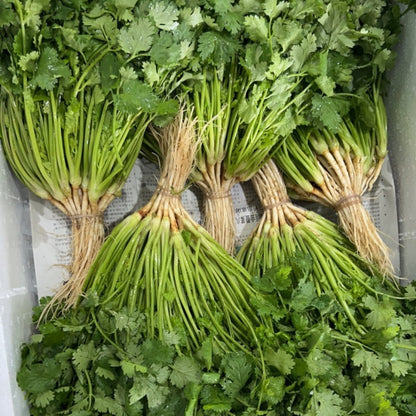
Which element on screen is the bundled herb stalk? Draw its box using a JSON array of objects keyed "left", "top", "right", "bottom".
[
  {"left": 183, "top": 2, "right": 314, "bottom": 253},
  {"left": 190, "top": 67, "right": 237, "bottom": 254},
  {"left": 0, "top": 0, "right": 186, "bottom": 312},
  {"left": 237, "top": 158, "right": 398, "bottom": 334},
  {"left": 82, "top": 110, "right": 265, "bottom": 355},
  {"left": 275, "top": 89, "right": 394, "bottom": 275},
  {"left": 271, "top": 0, "right": 406, "bottom": 276}
]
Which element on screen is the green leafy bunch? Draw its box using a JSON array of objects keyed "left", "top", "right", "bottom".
[
  {"left": 248, "top": 256, "right": 416, "bottom": 415},
  {"left": 268, "top": 0, "right": 406, "bottom": 275},
  {"left": 18, "top": 259, "right": 416, "bottom": 415},
  {"left": 185, "top": 0, "right": 320, "bottom": 182},
  {"left": 17, "top": 294, "right": 270, "bottom": 415},
  {"left": 166, "top": 0, "right": 327, "bottom": 253},
  {"left": 0, "top": 0, "right": 203, "bottom": 311},
  {"left": 0, "top": 0, "right": 198, "bottom": 203},
  {"left": 274, "top": 84, "right": 387, "bottom": 201},
  {"left": 295, "top": 0, "right": 403, "bottom": 131}
]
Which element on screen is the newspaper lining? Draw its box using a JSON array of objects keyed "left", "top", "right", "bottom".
[{"left": 29, "top": 157, "right": 400, "bottom": 299}]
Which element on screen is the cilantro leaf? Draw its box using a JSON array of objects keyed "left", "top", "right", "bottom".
[
  {"left": 150, "top": 32, "right": 182, "bottom": 65},
  {"left": 96, "top": 366, "right": 116, "bottom": 380},
  {"left": 352, "top": 386, "right": 369, "bottom": 413},
  {"left": 290, "top": 278, "right": 317, "bottom": 311},
  {"left": 290, "top": 251, "right": 313, "bottom": 280},
  {"left": 390, "top": 360, "right": 412, "bottom": 377},
  {"left": 0, "top": 1, "right": 14, "bottom": 27},
  {"left": 213, "top": 0, "right": 232, "bottom": 14},
  {"left": 142, "top": 61, "right": 160, "bottom": 85},
  {"left": 317, "top": 4, "right": 356, "bottom": 55},
  {"left": 217, "top": 11, "right": 242, "bottom": 35},
  {"left": 94, "top": 394, "right": 124, "bottom": 415},
  {"left": 59, "top": 27, "right": 90, "bottom": 54},
  {"left": 241, "top": 44, "right": 268, "bottom": 82},
  {"left": 114, "top": 79, "right": 159, "bottom": 114},
  {"left": 114, "top": 0, "right": 137, "bottom": 22},
  {"left": 290, "top": 33, "right": 317, "bottom": 72},
  {"left": 221, "top": 352, "right": 253, "bottom": 397},
  {"left": 31, "top": 47, "right": 71, "bottom": 91},
  {"left": 264, "top": 0, "right": 288, "bottom": 19},
  {"left": 100, "top": 53, "right": 122, "bottom": 93},
  {"left": 244, "top": 15, "right": 268, "bottom": 43},
  {"left": 264, "top": 348, "right": 295, "bottom": 375},
  {"left": 197, "top": 336, "right": 213, "bottom": 369},
  {"left": 169, "top": 356, "right": 201, "bottom": 388},
  {"left": 310, "top": 94, "right": 350, "bottom": 131},
  {"left": 273, "top": 19, "right": 303, "bottom": 53},
  {"left": 181, "top": 7, "right": 204, "bottom": 27},
  {"left": 306, "top": 349, "right": 338, "bottom": 379},
  {"left": 149, "top": 0, "right": 179, "bottom": 31},
  {"left": 162, "top": 329, "right": 183, "bottom": 346},
  {"left": 266, "top": 53, "right": 293, "bottom": 79},
  {"left": 33, "top": 390, "right": 55, "bottom": 408},
  {"left": 120, "top": 359, "right": 147, "bottom": 377},
  {"left": 72, "top": 341, "right": 95, "bottom": 372},
  {"left": 18, "top": 51, "right": 40, "bottom": 73},
  {"left": 141, "top": 339, "right": 175, "bottom": 366},
  {"left": 152, "top": 364, "right": 170, "bottom": 384},
  {"left": 129, "top": 375, "right": 169, "bottom": 408},
  {"left": 351, "top": 349, "right": 383, "bottom": 379},
  {"left": 17, "top": 358, "right": 60, "bottom": 394},
  {"left": 22, "top": 0, "right": 50, "bottom": 30},
  {"left": 266, "top": 76, "right": 294, "bottom": 111},
  {"left": 250, "top": 295, "right": 285, "bottom": 321},
  {"left": 313, "top": 389, "right": 344, "bottom": 416},
  {"left": 363, "top": 295, "right": 396, "bottom": 330},
  {"left": 405, "top": 283, "right": 416, "bottom": 299},
  {"left": 118, "top": 18, "right": 155, "bottom": 55},
  {"left": 315, "top": 74, "right": 336, "bottom": 96},
  {"left": 82, "top": 12, "right": 117, "bottom": 42},
  {"left": 263, "top": 376, "right": 285, "bottom": 405},
  {"left": 197, "top": 31, "right": 240, "bottom": 64},
  {"left": 200, "top": 385, "right": 233, "bottom": 412}
]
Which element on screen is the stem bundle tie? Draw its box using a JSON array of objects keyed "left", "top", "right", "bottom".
[
  {"left": 334, "top": 194, "right": 362, "bottom": 211},
  {"left": 155, "top": 185, "right": 181, "bottom": 199},
  {"left": 206, "top": 191, "right": 232, "bottom": 200},
  {"left": 69, "top": 213, "right": 103, "bottom": 220},
  {"left": 262, "top": 200, "right": 290, "bottom": 211}
]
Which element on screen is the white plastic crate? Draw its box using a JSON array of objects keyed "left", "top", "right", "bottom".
[
  {"left": 0, "top": 150, "right": 36, "bottom": 415},
  {"left": 386, "top": 12, "right": 416, "bottom": 279}
]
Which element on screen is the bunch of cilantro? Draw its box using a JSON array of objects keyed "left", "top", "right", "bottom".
[
  {"left": 0, "top": 0, "right": 193, "bottom": 313},
  {"left": 168, "top": 0, "right": 318, "bottom": 253},
  {"left": 272, "top": 0, "right": 409, "bottom": 275},
  {"left": 249, "top": 255, "right": 416, "bottom": 415},
  {"left": 18, "top": 256, "right": 416, "bottom": 415}
]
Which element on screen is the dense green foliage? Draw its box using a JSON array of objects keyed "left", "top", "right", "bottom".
[{"left": 18, "top": 259, "right": 416, "bottom": 415}]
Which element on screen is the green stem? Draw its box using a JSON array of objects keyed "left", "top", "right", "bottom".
[
  {"left": 85, "top": 370, "right": 93, "bottom": 410},
  {"left": 72, "top": 45, "right": 110, "bottom": 98},
  {"left": 393, "top": 343, "right": 416, "bottom": 351},
  {"left": 91, "top": 309, "right": 124, "bottom": 355}
]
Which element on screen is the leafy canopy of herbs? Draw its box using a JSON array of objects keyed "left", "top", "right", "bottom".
[
  {"left": 0, "top": 0, "right": 195, "bottom": 199},
  {"left": 18, "top": 254, "right": 416, "bottom": 415}
]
